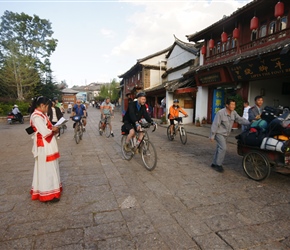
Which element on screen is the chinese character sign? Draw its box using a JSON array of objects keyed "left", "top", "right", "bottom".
[{"left": 212, "top": 89, "right": 224, "bottom": 122}]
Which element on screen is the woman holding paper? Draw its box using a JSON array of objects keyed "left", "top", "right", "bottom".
[
  {"left": 30, "top": 96, "right": 62, "bottom": 202},
  {"left": 47, "top": 99, "right": 63, "bottom": 139}
]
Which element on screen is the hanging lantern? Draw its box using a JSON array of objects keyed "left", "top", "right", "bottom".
[
  {"left": 201, "top": 45, "right": 206, "bottom": 55},
  {"left": 250, "top": 16, "right": 259, "bottom": 31},
  {"left": 233, "top": 28, "right": 240, "bottom": 40},
  {"left": 221, "top": 32, "right": 228, "bottom": 43},
  {"left": 274, "top": 1, "right": 284, "bottom": 19},
  {"left": 209, "top": 39, "right": 214, "bottom": 50}
]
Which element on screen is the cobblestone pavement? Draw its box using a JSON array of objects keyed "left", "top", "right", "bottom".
[{"left": 0, "top": 107, "right": 290, "bottom": 250}]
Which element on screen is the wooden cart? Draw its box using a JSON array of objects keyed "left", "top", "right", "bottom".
[{"left": 237, "top": 142, "right": 290, "bottom": 181}]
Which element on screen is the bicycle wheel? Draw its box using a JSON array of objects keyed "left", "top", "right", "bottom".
[
  {"left": 242, "top": 151, "right": 270, "bottom": 181},
  {"left": 60, "top": 125, "right": 65, "bottom": 134},
  {"left": 75, "top": 123, "right": 80, "bottom": 144},
  {"left": 179, "top": 127, "right": 187, "bottom": 145},
  {"left": 140, "top": 140, "right": 157, "bottom": 171},
  {"left": 121, "top": 135, "right": 133, "bottom": 160},
  {"left": 105, "top": 123, "right": 111, "bottom": 138},
  {"left": 167, "top": 126, "right": 174, "bottom": 141},
  {"left": 79, "top": 125, "right": 83, "bottom": 140},
  {"left": 98, "top": 121, "right": 103, "bottom": 135}
]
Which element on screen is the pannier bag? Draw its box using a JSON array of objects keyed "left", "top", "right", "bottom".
[
  {"left": 260, "top": 137, "right": 287, "bottom": 153},
  {"left": 236, "top": 128, "right": 266, "bottom": 147},
  {"left": 261, "top": 106, "right": 283, "bottom": 123},
  {"left": 250, "top": 119, "right": 268, "bottom": 131}
]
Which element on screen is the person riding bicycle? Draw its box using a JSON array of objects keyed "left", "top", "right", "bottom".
[
  {"left": 168, "top": 99, "right": 188, "bottom": 138},
  {"left": 100, "top": 97, "right": 114, "bottom": 137},
  {"left": 72, "top": 99, "right": 87, "bottom": 130},
  {"left": 122, "top": 92, "right": 157, "bottom": 151}
]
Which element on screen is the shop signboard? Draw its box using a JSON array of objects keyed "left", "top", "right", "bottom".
[
  {"left": 198, "top": 73, "right": 221, "bottom": 84},
  {"left": 230, "top": 54, "right": 290, "bottom": 81},
  {"left": 212, "top": 89, "right": 224, "bottom": 122}
]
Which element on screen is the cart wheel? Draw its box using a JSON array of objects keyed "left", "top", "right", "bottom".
[{"left": 242, "top": 151, "right": 270, "bottom": 181}]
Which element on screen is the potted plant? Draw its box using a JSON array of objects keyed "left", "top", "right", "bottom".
[
  {"left": 228, "top": 94, "right": 244, "bottom": 129},
  {"left": 195, "top": 117, "right": 201, "bottom": 127},
  {"left": 160, "top": 113, "right": 167, "bottom": 124},
  {"left": 202, "top": 117, "right": 207, "bottom": 124}
]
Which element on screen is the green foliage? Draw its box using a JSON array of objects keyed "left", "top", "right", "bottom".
[
  {"left": 228, "top": 94, "right": 244, "bottom": 116},
  {"left": 0, "top": 100, "right": 30, "bottom": 116},
  {"left": 98, "top": 79, "right": 120, "bottom": 101},
  {"left": 0, "top": 10, "right": 58, "bottom": 100}
]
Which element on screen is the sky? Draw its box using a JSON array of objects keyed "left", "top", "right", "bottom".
[{"left": 0, "top": 0, "right": 252, "bottom": 87}]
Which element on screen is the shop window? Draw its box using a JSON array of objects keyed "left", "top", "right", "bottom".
[
  {"left": 259, "top": 25, "right": 267, "bottom": 38},
  {"left": 226, "top": 37, "right": 231, "bottom": 50},
  {"left": 231, "top": 39, "right": 236, "bottom": 48},
  {"left": 251, "top": 30, "right": 257, "bottom": 41},
  {"left": 269, "top": 21, "right": 276, "bottom": 34},
  {"left": 216, "top": 42, "right": 221, "bottom": 54},
  {"left": 222, "top": 43, "right": 226, "bottom": 52},
  {"left": 280, "top": 16, "right": 287, "bottom": 30},
  {"left": 184, "top": 100, "right": 193, "bottom": 109}
]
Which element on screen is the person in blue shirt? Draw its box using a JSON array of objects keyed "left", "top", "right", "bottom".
[{"left": 72, "top": 100, "right": 87, "bottom": 129}]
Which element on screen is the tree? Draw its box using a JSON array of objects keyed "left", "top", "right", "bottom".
[
  {"left": 97, "top": 79, "right": 120, "bottom": 101},
  {"left": 0, "top": 11, "right": 58, "bottom": 100}
]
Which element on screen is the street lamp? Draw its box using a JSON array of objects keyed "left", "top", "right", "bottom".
[{"left": 159, "top": 60, "right": 167, "bottom": 84}]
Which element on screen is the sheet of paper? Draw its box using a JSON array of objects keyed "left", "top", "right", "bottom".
[{"left": 54, "top": 117, "right": 68, "bottom": 127}]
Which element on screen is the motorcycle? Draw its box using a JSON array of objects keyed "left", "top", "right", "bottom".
[{"left": 7, "top": 112, "right": 24, "bottom": 124}]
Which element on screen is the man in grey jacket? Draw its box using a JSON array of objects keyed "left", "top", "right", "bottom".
[
  {"left": 210, "top": 98, "right": 250, "bottom": 172},
  {"left": 248, "top": 95, "right": 263, "bottom": 122}
]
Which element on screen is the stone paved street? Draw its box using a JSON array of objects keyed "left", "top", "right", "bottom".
[{"left": 1, "top": 107, "right": 290, "bottom": 249}]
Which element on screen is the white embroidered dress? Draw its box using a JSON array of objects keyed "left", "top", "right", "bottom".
[{"left": 30, "top": 109, "right": 62, "bottom": 201}]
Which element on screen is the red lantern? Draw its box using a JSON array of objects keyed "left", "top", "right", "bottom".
[
  {"left": 221, "top": 32, "right": 228, "bottom": 43},
  {"left": 233, "top": 28, "right": 240, "bottom": 40},
  {"left": 275, "top": 1, "right": 284, "bottom": 19},
  {"left": 201, "top": 45, "right": 206, "bottom": 55},
  {"left": 250, "top": 16, "right": 259, "bottom": 30},
  {"left": 209, "top": 39, "right": 214, "bottom": 50}
]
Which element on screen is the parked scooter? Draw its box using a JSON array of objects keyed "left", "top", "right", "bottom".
[{"left": 7, "top": 112, "right": 24, "bottom": 124}]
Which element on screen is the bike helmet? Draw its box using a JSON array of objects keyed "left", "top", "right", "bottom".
[
  {"left": 173, "top": 99, "right": 179, "bottom": 103},
  {"left": 136, "top": 92, "right": 146, "bottom": 98}
]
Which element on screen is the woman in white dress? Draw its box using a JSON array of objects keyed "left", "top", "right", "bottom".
[{"left": 30, "top": 96, "right": 62, "bottom": 202}]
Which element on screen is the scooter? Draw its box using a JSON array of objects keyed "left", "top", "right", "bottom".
[{"left": 7, "top": 112, "right": 24, "bottom": 124}]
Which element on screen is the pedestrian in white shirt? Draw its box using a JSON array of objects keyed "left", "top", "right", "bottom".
[{"left": 242, "top": 101, "right": 251, "bottom": 131}]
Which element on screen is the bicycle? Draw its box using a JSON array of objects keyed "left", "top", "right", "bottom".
[
  {"left": 99, "top": 114, "right": 111, "bottom": 138},
  {"left": 71, "top": 115, "right": 84, "bottom": 144},
  {"left": 167, "top": 117, "right": 187, "bottom": 145},
  {"left": 121, "top": 124, "right": 157, "bottom": 171},
  {"left": 59, "top": 123, "right": 67, "bottom": 134}
]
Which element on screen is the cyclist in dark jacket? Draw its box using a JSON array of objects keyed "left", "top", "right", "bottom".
[{"left": 122, "top": 92, "right": 156, "bottom": 151}]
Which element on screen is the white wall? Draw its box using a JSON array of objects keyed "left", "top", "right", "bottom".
[
  {"left": 150, "top": 69, "right": 162, "bottom": 88},
  {"left": 168, "top": 66, "right": 191, "bottom": 81},
  {"left": 248, "top": 75, "right": 290, "bottom": 108},
  {"left": 195, "top": 86, "right": 208, "bottom": 121},
  {"left": 167, "top": 45, "right": 196, "bottom": 70},
  {"left": 165, "top": 44, "right": 197, "bottom": 124}
]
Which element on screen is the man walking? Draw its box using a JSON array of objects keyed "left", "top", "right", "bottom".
[
  {"left": 100, "top": 97, "right": 114, "bottom": 137},
  {"left": 210, "top": 99, "right": 250, "bottom": 172}
]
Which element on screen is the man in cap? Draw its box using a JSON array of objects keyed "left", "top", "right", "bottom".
[{"left": 122, "top": 92, "right": 156, "bottom": 151}]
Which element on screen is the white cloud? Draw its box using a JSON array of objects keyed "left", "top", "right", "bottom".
[
  {"left": 100, "top": 28, "right": 115, "bottom": 38},
  {"left": 112, "top": 0, "right": 251, "bottom": 61}
]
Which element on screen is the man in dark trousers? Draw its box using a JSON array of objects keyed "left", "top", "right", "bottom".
[
  {"left": 248, "top": 95, "right": 264, "bottom": 122},
  {"left": 122, "top": 92, "right": 156, "bottom": 151}
]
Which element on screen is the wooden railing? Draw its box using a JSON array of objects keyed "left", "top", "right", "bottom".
[{"left": 204, "top": 27, "right": 290, "bottom": 64}]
